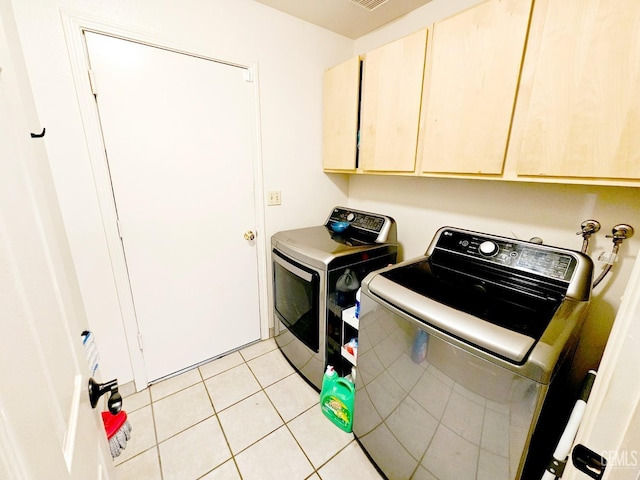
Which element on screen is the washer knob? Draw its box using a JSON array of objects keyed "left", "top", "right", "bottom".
[
  {"left": 346, "top": 213, "right": 355, "bottom": 222},
  {"left": 479, "top": 241, "right": 498, "bottom": 256}
]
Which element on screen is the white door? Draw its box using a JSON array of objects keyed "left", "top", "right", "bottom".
[
  {"left": 0, "top": 8, "right": 114, "bottom": 478},
  {"left": 84, "top": 32, "right": 261, "bottom": 382}
]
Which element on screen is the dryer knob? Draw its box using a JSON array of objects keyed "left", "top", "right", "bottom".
[{"left": 479, "top": 241, "right": 498, "bottom": 256}]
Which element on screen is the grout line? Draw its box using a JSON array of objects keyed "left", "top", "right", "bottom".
[
  {"left": 259, "top": 373, "right": 317, "bottom": 472},
  {"left": 201, "top": 372, "right": 242, "bottom": 478},
  {"left": 205, "top": 364, "right": 262, "bottom": 414},
  {"left": 148, "top": 390, "right": 165, "bottom": 480},
  {"left": 312, "top": 439, "right": 358, "bottom": 476},
  {"left": 223, "top": 350, "right": 320, "bottom": 476},
  {"left": 199, "top": 354, "right": 245, "bottom": 381},
  {"left": 117, "top": 339, "right": 376, "bottom": 479}
]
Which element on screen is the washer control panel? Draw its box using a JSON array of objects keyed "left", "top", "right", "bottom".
[{"left": 434, "top": 228, "right": 578, "bottom": 281}]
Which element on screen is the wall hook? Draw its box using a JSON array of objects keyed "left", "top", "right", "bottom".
[
  {"left": 30, "top": 128, "right": 46, "bottom": 138},
  {"left": 88, "top": 377, "right": 122, "bottom": 414}
]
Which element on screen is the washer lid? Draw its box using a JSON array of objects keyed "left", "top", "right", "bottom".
[{"left": 367, "top": 270, "right": 537, "bottom": 363}]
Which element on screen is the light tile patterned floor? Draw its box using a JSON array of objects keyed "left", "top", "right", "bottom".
[{"left": 115, "top": 338, "right": 383, "bottom": 479}]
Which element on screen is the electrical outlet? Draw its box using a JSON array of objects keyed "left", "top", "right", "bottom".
[{"left": 267, "top": 191, "right": 281, "bottom": 206}]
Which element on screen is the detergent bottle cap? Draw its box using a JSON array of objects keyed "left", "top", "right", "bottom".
[{"left": 325, "top": 365, "right": 336, "bottom": 376}]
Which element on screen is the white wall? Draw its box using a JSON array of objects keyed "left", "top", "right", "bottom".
[
  {"left": 10, "top": 0, "right": 353, "bottom": 383},
  {"left": 349, "top": 0, "right": 640, "bottom": 388},
  {"left": 11, "top": 0, "right": 640, "bottom": 390}
]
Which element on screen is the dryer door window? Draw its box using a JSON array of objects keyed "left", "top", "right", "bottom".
[{"left": 273, "top": 250, "right": 320, "bottom": 352}]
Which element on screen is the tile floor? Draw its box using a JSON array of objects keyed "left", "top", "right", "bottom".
[{"left": 114, "top": 338, "right": 383, "bottom": 480}]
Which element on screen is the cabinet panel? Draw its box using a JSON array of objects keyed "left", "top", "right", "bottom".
[
  {"left": 322, "top": 56, "right": 360, "bottom": 171},
  {"left": 359, "top": 29, "right": 428, "bottom": 173},
  {"left": 514, "top": 0, "right": 640, "bottom": 179},
  {"left": 418, "top": 0, "right": 532, "bottom": 175}
]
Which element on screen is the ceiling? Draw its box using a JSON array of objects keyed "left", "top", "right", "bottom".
[{"left": 253, "top": 0, "right": 434, "bottom": 39}]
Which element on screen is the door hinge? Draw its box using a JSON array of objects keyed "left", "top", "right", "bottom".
[
  {"left": 243, "top": 68, "right": 253, "bottom": 83},
  {"left": 88, "top": 68, "right": 98, "bottom": 96},
  {"left": 137, "top": 333, "right": 144, "bottom": 351}
]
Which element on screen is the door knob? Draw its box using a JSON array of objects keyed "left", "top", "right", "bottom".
[
  {"left": 244, "top": 230, "right": 256, "bottom": 241},
  {"left": 88, "top": 378, "right": 123, "bottom": 414}
]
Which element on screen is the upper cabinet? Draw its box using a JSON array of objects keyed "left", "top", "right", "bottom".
[
  {"left": 322, "top": 0, "right": 640, "bottom": 186},
  {"left": 322, "top": 56, "right": 361, "bottom": 172},
  {"left": 418, "top": 0, "right": 532, "bottom": 175},
  {"left": 509, "top": 0, "right": 640, "bottom": 180},
  {"left": 359, "top": 29, "right": 428, "bottom": 173}
]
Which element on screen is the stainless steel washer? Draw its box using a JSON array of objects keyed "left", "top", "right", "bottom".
[{"left": 353, "top": 227, "right": 593, "bottom": 479}]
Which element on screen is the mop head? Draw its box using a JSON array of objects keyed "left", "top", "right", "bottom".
[{"left": 101, "top": 411, "right": 132, "bottom": 458}]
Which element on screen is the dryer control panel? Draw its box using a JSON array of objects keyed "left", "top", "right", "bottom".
[{"left": 326, "top": 207, "right": 396, "bottom": 243}]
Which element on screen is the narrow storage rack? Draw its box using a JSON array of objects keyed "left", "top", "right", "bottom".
[{"left": 341, "top": 306, "right": 358, "bottom": 366}]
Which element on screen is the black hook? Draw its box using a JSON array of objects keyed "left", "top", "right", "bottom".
[{"left": 30, "top": 128, "right": 46, "bottom": 138}]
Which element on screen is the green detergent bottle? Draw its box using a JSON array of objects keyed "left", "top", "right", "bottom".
[{"left": 320, "top": 366, "right": 355, "bottom": 433}]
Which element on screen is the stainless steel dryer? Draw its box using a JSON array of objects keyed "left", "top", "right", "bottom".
[
  {"left": 272, "top": 207, "right": 397, "bottom": 390},
  {"left": 353, "top": 227, "right": 593, "bottom": 480}
]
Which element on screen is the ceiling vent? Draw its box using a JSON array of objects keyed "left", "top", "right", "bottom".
[{"left": 348, "top": 0, "right": 389, "bottom": 12}]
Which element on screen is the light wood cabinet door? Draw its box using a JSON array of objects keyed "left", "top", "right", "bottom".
[
  {"left": 512, "top": 0, "right": 640, "bottom": 179},
  {"left": 418, "top": 0, "right": 532, "bottom": 175},
  {"left": 359, "top": 29, "right": 428, "bottom": 173},
  {"left": 322, "top": 56, "right": 360, "bottom": 171}
]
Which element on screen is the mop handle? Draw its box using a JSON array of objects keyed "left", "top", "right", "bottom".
[{"left": 542, "top": 370, "right": 597, "bottom": 480}]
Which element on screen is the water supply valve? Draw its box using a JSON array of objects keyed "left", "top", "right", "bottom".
[
  {"left": 606, "top": 224, "right": 634, "bottom": 242},
  {"left": 592, "top": 223, "right": 634, "bottom": 288},
  {"left": 577, "top": 219, "right": 601, "bottom": 237}
]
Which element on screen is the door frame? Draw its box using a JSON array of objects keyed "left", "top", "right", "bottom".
[
  {"left": 564, "top": 252, "right": 640, "bottom": 479},
  {"left": 61, "top": 10, "right": 269, "bottom": 391}
]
